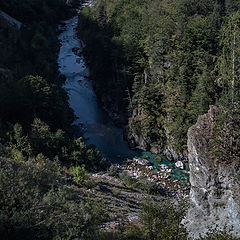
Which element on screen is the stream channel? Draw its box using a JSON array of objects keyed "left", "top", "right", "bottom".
[{"left": 58, "top": 15, "right": 188, "bottom": 181}]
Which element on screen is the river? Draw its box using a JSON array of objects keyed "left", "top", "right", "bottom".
[
  {"left": 57, "top": 14, "right": 189, "bottom": 181},
  {"left": 58, "top": 16, "right": 137, "bottom": 163}
]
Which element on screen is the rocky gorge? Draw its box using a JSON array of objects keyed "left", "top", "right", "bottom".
[{"left": 1, "top": 0, "right": 239, "bottom": 238}]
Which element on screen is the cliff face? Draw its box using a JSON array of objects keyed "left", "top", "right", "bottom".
[
  {"left": 0, "top": 10, "right": 22, "bottom": 70},
  {"left": 184, "top": 106, "right": 240, "bottom": 238},
  {"left": 126, "top": 118, "right": 187, "bottom": 161}
]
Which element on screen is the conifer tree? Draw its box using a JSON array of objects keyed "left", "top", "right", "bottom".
[{"left": 213, "top": 11, "right": 240, "bottom": 162}]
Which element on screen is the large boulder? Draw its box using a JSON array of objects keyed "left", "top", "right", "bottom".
[{"left": 183, "top": 106, "right": 240, "bottom": 238}]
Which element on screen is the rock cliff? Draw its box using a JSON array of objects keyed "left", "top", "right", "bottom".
[
  {"left": 0, "top": 10, "right": 22, "bottom": 30},
  {"left": 0, "top": 10, "right": 22, "bottom": 70},
  {"left": 183, "top": 105, "right": 240, "bottom": 238}
]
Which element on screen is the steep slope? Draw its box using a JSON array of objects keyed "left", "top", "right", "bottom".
[
  {"left": 184, "top": 106, "right": 240, "bottom": 238},
  {"left": 0, "top": 10, "right": 22, "bottom": 72}
]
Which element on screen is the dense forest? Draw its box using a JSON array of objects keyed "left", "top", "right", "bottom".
[
  {"left": 78, "top": 0, "right": 240, "bottom": 161},
  {"left": 0, "top": 1, "right": 109, "bottom": 238}
]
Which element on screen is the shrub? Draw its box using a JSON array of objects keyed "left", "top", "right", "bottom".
[
  {"left": 71, "top": 165, "right": 87, "bottom": 186},
  {"left": 119, "top": 172, "right": 139, "bottom": 188},
  {"left": 138, "top": 178, "right": 160, "bottom": 195},
  {"left": 108, "top": 165, "right": 119, "bottom": 177},
  {"left": 140, "top": 197, "right": 187, "bottom": 240},
  {"left": 0, "top": 156, "right": 106, "bottom": 240}
]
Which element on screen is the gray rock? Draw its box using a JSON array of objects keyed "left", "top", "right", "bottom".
[
  {"left": 150, "top": 146, "right": 160, "bottom": 154},
  {"left": 0, "top": 10, "right": 22, "bottom": 30},
  {"left": 127, "top": 132, "right": 148, "bottom": 151},
  {"left": 183, "top": 106, "right": 240, "bottom": 238},
  {"left": 133, "top": 157, "right": 151, "bottom": 166},
  {"left": 175, "top": 161, "right": 184, "bottom": 169},
  {"left": 158, "top": 164, "right": 169, "bottom": 172}
]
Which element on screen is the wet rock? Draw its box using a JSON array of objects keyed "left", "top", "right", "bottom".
[
  {"left": 76, "top": 58, "right": 81, "bottom": 64},
  {"left": 175, "top": 161, "right": 184, "bottom": 169},
  {"left": 72, "top": 47, "right": 82, "bottom": 56},
  {"left": 133, "top": 157, "right": 151, "bottom": 166},
  {"left": 159, "top": 164, "right": 169, "bottom": 171}
]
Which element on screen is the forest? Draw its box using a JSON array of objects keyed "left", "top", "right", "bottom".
[
  {"left": 0, "top": 0, "right": 240, "bottom": 239},
  {"left": 78, "top": 0, "right": 240, "bottom": 161},
  {"left": 0, "top": 1, "right": 109, "bottom": 238}
]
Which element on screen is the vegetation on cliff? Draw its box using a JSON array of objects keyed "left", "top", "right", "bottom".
[{"left": 78, "top": 0, "right": 240, "bottom": 158}]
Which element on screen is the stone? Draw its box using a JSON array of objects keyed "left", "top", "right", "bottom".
[
  {"left": 183, "top": 106, "right": 240, "bottom": 239},
  {"left": 133, "top": 157, "right": 151, "bottom": 166},
  {"left": 76, "top": 58, "right": 81, "bottom": 64},
  {"left": 175, "top": 161, "right": 184, "bottom": 169},
  {"left": 150, "top": 146, "right": 159, "bottom": 154},
  {"left": 72, "top": 47, "right": 82, "bottom": 56},
  {"left": 0, "top": 10, "right": 22, "bottom": 30},
  {"left": 159, "top": 164, "right": 168, "bottom": 171}
]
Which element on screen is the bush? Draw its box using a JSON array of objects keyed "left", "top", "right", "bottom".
[
  {"left": 200, "top": 230, "right": 238, "bottom": 240},
  {"left": 140, "top": 197, "right": 187, "bottom": 240},
  {"left": 0, "top": 156, "right": 106, "bottom": 240},
  {"left": 108, "top": 165, "right": 119, "bottom": 177},
  {"left": 71, "top": 165, "right": 87, "bottom": 186},
  {"left": 112, "top": 188, "right": 121, "bottom": 196},
  {"left": 119, "top": 172, "right": 139, "bottom": 188},
  {"left": 138, "top": 178, "right": 160, "bottom": 195}
]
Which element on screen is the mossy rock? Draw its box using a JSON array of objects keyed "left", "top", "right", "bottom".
[{"left": 155, "top": 156, "right": 162, "bottom": 162}]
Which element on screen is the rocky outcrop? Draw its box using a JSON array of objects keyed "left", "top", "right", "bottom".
[
  {"left": 124, "top": 124, "right": 149, "bottom": 151},
  {"left": 125, "top": 119, "right": 187, "bottom": 161},
  {"left": 0, "top": 10, "right": 22, "bottom": 30},
  {"left": 0, "top": 11, "right": 22, "bottom": 69},
  {"left": 183, "top": 105, "right": 240, "bottom": 238},
  {"left": 164, "top": 144, "right": 187, "bottom": 162}
]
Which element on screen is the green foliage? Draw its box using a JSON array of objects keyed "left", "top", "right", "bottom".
[
  {"left": 199, "top": 230, "right": 238, "bottom": 239},
  {"left": 18, "top": 75, "right": 74, "bottom": 130},
  {"left": 119, "top": 172, "right": 139, "bottom": 189},
  {"left": 0, "top": 0, "right": 73, "bottom": 24},
  {"left": 77, "top": 0, "right": 226, "bottom": 152},
  {"left": 210, "top": 11, "right": 240, "bottom": 162},
  {"left": 71, "top": 165, "right": 87, "bottom": 186},
  {"left": 6, "top": 120, "right": 109, "bottom": 172},
  {"left": 118, "top": 173, "right": 163, "bottom": 195},
  {"left": 108, "top": 164, "right": 119, "bottom": 177},
  {"left": 0, "top": 0, "right": 75, "bottom": 131},
  {"left": 140, "top": 198, "right": 187, "bottom": 240},
  {"left": 97, "top": 197, "right": 187, "bottom": 240},
  {"left": 137, "top": 178, "right": 161, "bottom": 195},
  {"left": 8, "top": 123, "right": 31, "bottom": 160},
  {"left": 0, "top": 156, "right": 107, "bottom": 240}
]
